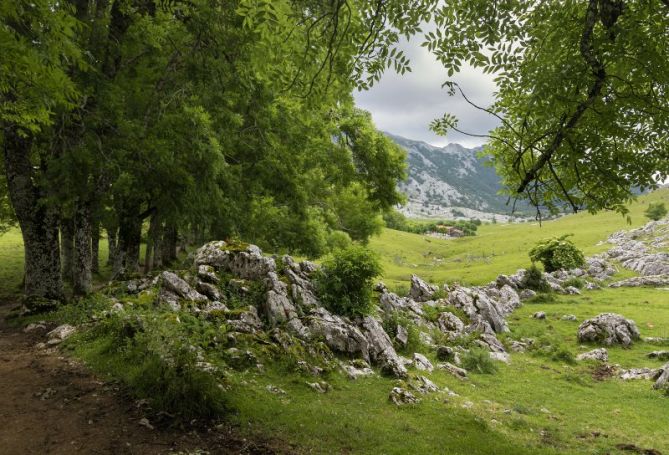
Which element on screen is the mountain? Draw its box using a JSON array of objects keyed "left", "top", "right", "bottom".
[{"left": 387, "top": 133, "right": 530, "bottom": 221}]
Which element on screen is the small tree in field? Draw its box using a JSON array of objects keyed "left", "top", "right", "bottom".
[
  {"left": 529, "top": 235, "right": 585, "bottom": 273},
  {"left": 645, "top": 203, "right": 668, "bottom": 221},
  {"left": 316, "top": 245, "right": 382, "bottom": 318}
]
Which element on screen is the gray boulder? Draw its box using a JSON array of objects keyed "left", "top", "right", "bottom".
[
  {"left": 160, "top": 271, "right": 207, "bottom": 303},
  {"left": 226, "top": 306, "right": 263, "bottom": 333},
  {"left": 577, "top": 313, "right": 640, "bottom": 347},
  {"left": 436, "top": 312, "right": 465, "bottom": 338},
  {"left": 447, "top": 286, "right": 507, "bottom": 333},
  {"left": 307, "top": 308, "right": 370, "bottom": 361},
  {"left": 609, "top": 275, "right": 669, "bottom": 288},
  {"left": 389, "top": 387, "right": 419, "bottom": 405},
  {"left": 412, "top": 352, "right": 434, "bottom": 372},
  {"left": 576, "top": 348, "right": 608, "bottom": 362},
  {"left": 653, "top": 363, "right": 669, "bottom": 390},
  {"left": 359, "top": 316, "right": 408, "bottom": 378},
  {"left": 408, "top": 274, "right": 438, "bottom": 302}
]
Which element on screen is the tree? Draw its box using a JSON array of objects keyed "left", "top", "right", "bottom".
[
  {"left": 529, "top": 235, "right": 585, "bottom": 272},
  {"left": 427, "top": 0, "right": 669, "bottom": 218},
  {"left": 1, "top": 0, "right": 437, "bottom": 304},
  {"left": 645, "top": 202, "right": 668, "bottom": 221}
]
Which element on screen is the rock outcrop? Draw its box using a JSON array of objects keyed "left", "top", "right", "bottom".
[{"left": 577, "top": 313, "right": 640, "bottom": 347}]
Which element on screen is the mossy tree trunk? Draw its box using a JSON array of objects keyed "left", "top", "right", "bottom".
[{"left": 3, "top": 129, "right": 63, "bottom": 302}]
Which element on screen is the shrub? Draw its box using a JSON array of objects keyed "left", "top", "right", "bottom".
[
  {"left": 316, "top": 245, "right": 382, "bottom": 318},
  {"left": 562, "top": 277, "right": 585, "bottom": 289},
  {"left": 645, "top": 202, "right": 668, "bottom": 221},
  {"left": 521, "top": 264, "right": 551, "bottom": 293},
  {"left": 326, "top": 230, "right": 353, "bottom": 252},
  {"left": 461, "top": 347, "right": 498, "bottom": 374},
  {"left": 529, "top": 235, "right": 585, "bottom": 272}
]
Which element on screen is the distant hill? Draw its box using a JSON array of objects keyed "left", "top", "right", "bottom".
[{"left": 387, "top": 133, "right": 530, "bottom": 221}]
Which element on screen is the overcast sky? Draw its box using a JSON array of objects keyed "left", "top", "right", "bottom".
[{"left": 354, "top": 36, "right": 499, "bottom": 148}]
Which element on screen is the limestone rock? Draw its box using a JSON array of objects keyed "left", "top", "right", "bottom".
[
  {"left": 412, "top": 376, "right": 439, "bottom": 394},
  {"left": 412, "top": 353, "right": 434, "bottom": 372},
  {"left": 653, "top": 363, "right": 669, "bottom": 389},
  {"left": 194, "top": 241, "right": 276, "bottom": 280},
  {"left": 196, "top": 281, "right": 221, "bottom": 301},
  {"left": 46, "top": 324, "right": 76, "bottom": 345},
  {"left": 576, "top": 348, "right": 608, "bottom": 362},
  {"left": 160, "top": 271, "right": 207, "bottom": 303},
  {"left": 197, "top": 265, "right": 220, "bottom": 284},
  {"left": 447, "top": 286, "right": 507, "bottom": 333},
  {"left": 408, "top": 274, "right": 438, "bottom": 302},
  {"left": 519, "top": 289, "right": 537, "bottom": 300},
  {"left": 389, "top": 387, "right": 419, "bottom": 405},
  {"left": 436, "top": 312, "right": 465, "bottom": 338},
  {"left": 577, "top": 313, "right": 640, "bottom": 347},
  {"left": 359, "top": 316, "right": 407, "bottom": 378},
  {"left": 307, "top": 308, "right": 369, "bottom": 360},
  {"left": 648, "top": 351, "right": 669, "bottom": 361},
  {"left": 609, "top": 275, "right": 669, "bottom": 288},
  {"left": 562, "top": 314, "right": 578, "bottom": 321},
  {"left": 438, "top": 362, "right": 468, "bottom": 379},
  {"left": 533, "top": 311, "right": 546, "bottom": 320},
  {"left": 619, "top": 368, "right": 657, "bottom": 381},
  {"left": 226, "top": 306, "right": 263, "bottom": 333},
  {"left": 395, "top": 325, "right": 408, "bottom": 348}
]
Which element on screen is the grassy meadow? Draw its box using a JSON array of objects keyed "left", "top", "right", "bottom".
[
  {"left": 4, "top": 188, "right": 669, "bottom": 454},
  {"left": 371, "top": 188, "right": 669, "bottom": 290}
]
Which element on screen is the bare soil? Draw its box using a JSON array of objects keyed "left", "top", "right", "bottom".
[{"left": 0, "top": 301, "right": 284, "bottom": 455}]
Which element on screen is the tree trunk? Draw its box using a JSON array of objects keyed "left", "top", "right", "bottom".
[
  {"left": 60, "top": 218, "right": 74, "bottom": 283},
  {"left": 73, "top": 201, "right": 92, "bottom": 295},
  {"left": 3, "top": 129, "right": 63, "bottom": 303},
  {"left": 161, "top": 223, "right": 178, "bottom": 266},
  {"left": 106, "top": 228, "right": 117, "bottom": 266},
  {"left": 143, "top": 212, "right": 158, "bottom": 274},
  {"left": 91, "top": 219, "right": 100, "bottom": 274},
  {"left": 112, "top": 205, "right": 141, "bottom": 278}
]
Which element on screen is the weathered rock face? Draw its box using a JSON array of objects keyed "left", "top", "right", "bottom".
[
  {"left": 576, "top": 348, "right": 608, "bottom": 362},
  {"left": 46, "top": 325, "right": 76, "bottom": 345},
  {"left": 609, "top": 275, "right": 669, "bottom": 288},
  {"left": 437, "top": 312, "right": 465, "bottom": 340},
  {"left": 447, "top": 286, "right": 508, "bottom": 333},
  {"left": 577, "top": 313, "right": 641, "bottom": 347},
  {"left": 160, "top": 271, "right": 207, "bottom": 303},
  {"left": 226, "top": 306, "right": 263, "bottom": 333},
  {"left": 194, "top": 241, "right": 276, "bottom": 280},
  {"left": 653, "top": 363, "right": 669, "bottom": 390},
  {"left": 408, "top": 274, "right": 438, "bottom": 302},
  {"left": 412, "top": 352, "right": 434, "bottom": 372},
  {"left": 359, "top": 316, "right": 408, "bottom": 378},
  {"left": 389, "top": 387, "right": 419, "bottom": 405},
  {"left": 306, "top": 308, "right": 370, "bottom": 361}
]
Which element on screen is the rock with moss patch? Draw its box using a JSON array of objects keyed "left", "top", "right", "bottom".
[
  {"left": 359, "top": 316, "right": 408, "bottom": 378},
  {"left": 412, "top": 353, "right": 434, "bottom": 372},
  {"left": 576, "top": 348, "right": 608, "bottom": 362},
  {"left": 437, "top": 312, "right": 465, "bottom": 339},
  {"left": 577, "top": 313, "right": 640, "bottom": 347},
  {"left": 409, "top": 274, "right": 438, "bottom": 302},
  {"left": 46, "top": 325, "right": 76, "bottom": 345},
  {"left": 160, "top": 271, "right": 207, "bottom": 303},
  {"left": 389, "top": 387, "right": 419, "bottom": 405}
]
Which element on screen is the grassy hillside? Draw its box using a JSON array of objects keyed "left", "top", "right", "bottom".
[
  {"left": 371, "top": 188, "right": 669, "bottom": 290},
  {"left": 5, "top": 190, "right": 669, "bottom": 454}
]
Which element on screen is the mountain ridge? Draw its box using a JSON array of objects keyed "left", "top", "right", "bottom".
[{"left": 386, "top": 132, "right": 529, "bottom": 221}]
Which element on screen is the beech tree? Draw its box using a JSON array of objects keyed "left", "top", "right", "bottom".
[
  {"left": 1, "top": 0, "right": 436, "bottom": 305},
  {"left": 428, "top": 0, "right": 669, "bottom": 217}
]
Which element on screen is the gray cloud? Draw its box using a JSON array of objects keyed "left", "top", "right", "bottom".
[{"left": 354, "top": 37, "right": 499, "bottom": 148}]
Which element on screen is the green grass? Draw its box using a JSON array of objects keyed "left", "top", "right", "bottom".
[
  {"left": 371, "top": 188, "right": 669, "bottom": 290},
  {"left": 3, "top": 189, "right": 669, "bottom": 454}
]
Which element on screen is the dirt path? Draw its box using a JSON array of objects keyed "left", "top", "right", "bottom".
[{"left": 0, "top": 301, "right": 279, "bottom": 455}]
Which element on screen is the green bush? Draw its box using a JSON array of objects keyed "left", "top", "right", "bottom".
[
  {"left": 326, "top": 230, "right": 353, "bottom": 252},
  {"left": 562, "top": 277, "right": 585, "bottom": 289},
  {"left": 316, "top": 245, "right": 382, "bottom": 318},
  {"left": 521, "top": 264, "right": 551, "bottom": 293},
  {"left": 529, "top": 235, "right": 585, "bottom": 272},
  {"left": 461, "top": 347, "right": 498, "bottom": 374},
  {"left": 645, "top": 202, "right": 668, "bottom": 221}
]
